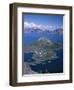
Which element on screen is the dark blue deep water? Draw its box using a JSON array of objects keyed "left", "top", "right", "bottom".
[{"left": 24, "top": 31, "right": 63, "bottom": 73}]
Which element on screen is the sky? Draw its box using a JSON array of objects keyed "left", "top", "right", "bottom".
[{"left": 23, "top": 13, "right": 63, "bottom": 30}]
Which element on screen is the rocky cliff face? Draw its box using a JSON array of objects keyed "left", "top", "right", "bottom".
[{"left": 23, "top": 62, "right": 38, "bottom": 75}]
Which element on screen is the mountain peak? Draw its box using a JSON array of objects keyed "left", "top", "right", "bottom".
[{"left": 38, "top": 37, "right": 51, "bottom": 42}]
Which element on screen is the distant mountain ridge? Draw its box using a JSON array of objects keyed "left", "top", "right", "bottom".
[
  {"left": 24, "top": 28, "right": 63, "bottom": 35},
  {"left": 24, "top": 22, "right": 63, "bottom": 34}
]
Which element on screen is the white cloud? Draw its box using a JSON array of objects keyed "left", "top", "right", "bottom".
[
  {"left": 24, "top": 22, "right": 31, "bottom": 28},
  {"left": 30, "top": 22, "right": 37, "bottom": 27},
  {"left": 24, "top": 21, "right": 62, "bottom": 33},
  {"left": 24, "top": 22, "right": 38, "bottom": 29}
]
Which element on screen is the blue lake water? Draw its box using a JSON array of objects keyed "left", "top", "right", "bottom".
[
  {"left": 24, "top": 49, "right": 63, "bottom": 73},
  {"left": 24, "top": 31, "right": 63, "bottom": 73},
  {"left": 24, "top": 32, "right": 63, "bottom": 46}
]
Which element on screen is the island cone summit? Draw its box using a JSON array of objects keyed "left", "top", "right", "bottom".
[{"left": 24, "top": 37, "right": 62, "bottom": 65}]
